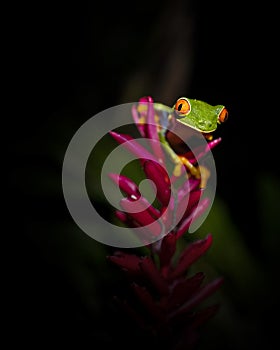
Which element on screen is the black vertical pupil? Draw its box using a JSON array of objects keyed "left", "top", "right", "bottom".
[{"left": 178, "top": 103, "right": 183, "bottom": 111}]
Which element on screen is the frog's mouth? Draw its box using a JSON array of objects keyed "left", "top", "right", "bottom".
[{"left": 176, "top": 118, "right": 216, "bottom": 134}]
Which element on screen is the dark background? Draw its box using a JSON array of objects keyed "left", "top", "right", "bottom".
[{"left": 7, "top": 1, "right": 279, "bottom": 349}]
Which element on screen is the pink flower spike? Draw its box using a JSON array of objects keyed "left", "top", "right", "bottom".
[
  {"left": 179, "top": 137, "right": 223, "bottom": 165},
  {"left": 181, "top": 190, "right": 202, "bottom": 221},
  {"left": 109, "top": 173, "right": 141, "bottom": 199},
  {"left": 109, "top": 131, "right": 158, "bottom": 163},
  {"left": 169, "top": 234, "right": 213, "bottom": 279},
  {"left": 139, "top": 256, "right": 169, "bottom": 295},
  {"left": 139, "top": 96, "right": 154, "bottom": 103},
  {"left": 108, "top": 251, "right": 142, "bottom": 275},
  {"left": 175, "top": 197, "right": 210, "bottom": 239},
  {"left": 132, "top": 283, "right": 165, "bottom": 322},
  {"left": 106, "top": 96, "right": 225, "bottom": 347},
  {"left": 143, "top": 160, "right": 171, "bottom": 206},
  {"left": 169, "top": 277, "right": 224, "bottom": 319},
  {"left": 109, "top": 173, "right": 161, "bottom": 219},
  {"left": 115, "top": 210, "right": 140, "bottom": 228},
  {"left": 167, "top": 272, "right": 205, "bottom": 309},
  {"left": 177, "top": 178, "right": 201, "bottom": 199},
  {"left": 146, "top": 101, "right": 161, "bottom": 140},
  {"left": 146, "top": 202, "right": 161, "bottom": 219},
  {"left": 109, "top": 130, "right": 134, "bottom": 144},
  {"left": 132, "top": 104, "right": 146, "bottom": 138},
  {"left": 207, "top": 137, "right": 222, "bottom": 150},
  {"left": 189, "top": 177, "right": 201, "bottom": 191},
  {"left": 159, "top": 233, "right": 177, "bottom": 273},
  {"left": 120, "top": 197, "right": 162, "bottom": 236},
  {"left": 157, "top": 207, "right": 174, "bottom": 237},
  {"left": 174, "top": 216, "right": 193, "bottom": 239},
  {"left": 171, "top": 189, "right": 202, "bottom": 227},
  {"left": 138, "top": 97, "right": 166, "bottom": 164},
  {"left": 194, "top": 137, "right": 222, "bottom": 162},
  {"left": 115, "top": 210, "right": 128, "bottom": 223}
]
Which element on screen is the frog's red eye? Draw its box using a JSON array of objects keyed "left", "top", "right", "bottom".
[
  {"left": 218, "top": 107, "right": 228, "bottom": 123},
  {"left": 174, "top": 98, "right": 191, "bottom": 115}
]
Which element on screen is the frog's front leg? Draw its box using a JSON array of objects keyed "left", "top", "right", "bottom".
[
  {"left": 158, "top": 130, "right": 210, "bottom": 189},
  {"left": 177, "top": 155, "right": 210, "bottom": 189},
  {"left": 158, "top": 131, "right": 198, "bottom": 176}
]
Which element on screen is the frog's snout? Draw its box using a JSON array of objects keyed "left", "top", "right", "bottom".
[{"left": 198, "top": 120, "right": 214, "bottom": 130}]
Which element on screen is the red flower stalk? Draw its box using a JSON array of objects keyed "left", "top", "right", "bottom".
[{"left": 107, "top": 97, "right": 223, "bottom": 349}]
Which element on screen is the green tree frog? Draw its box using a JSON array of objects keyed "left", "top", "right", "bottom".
[
  {"left": 172, "top": 97, "right": 228, "bottom": 133},
  {"left": 153, "top": 97, "right": 228, "bottom": 147},
  {"left": 152, "top": 97, "right": 228, "bottom": 186}
]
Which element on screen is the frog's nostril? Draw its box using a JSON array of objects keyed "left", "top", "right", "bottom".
[{"left": 199, "top": 120, "right": 212, "bottom": 128}]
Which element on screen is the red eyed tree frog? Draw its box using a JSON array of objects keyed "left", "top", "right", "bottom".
[
  {"left": 153, "top": 96, "right": 228, "bottom": 145},
  {"left": 162, "top": 97, "right": 228, "bottom": 152},
  {"left": 173, "top": 97, "right": 228, "bottom": 132},
  {"left": 138, "top": 97, "right": 228, "bottom": 187}
]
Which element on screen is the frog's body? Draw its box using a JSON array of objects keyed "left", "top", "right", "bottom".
[
  {"left": 153, "top": 97, "right": 227, "bottom": 138},
  {"left": 136, "top": 97, "right": 228, "bottom": 187}
]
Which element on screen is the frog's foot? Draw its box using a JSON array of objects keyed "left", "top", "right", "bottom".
[
  {"left": 172, "top": 156, "right": 198, "bottom": 178},
  {"left": 178, "top": 156, "right": 200, "bottom": 177},
  {"left": 178, "top": 156, "right": 210, "bottom": 189},
  {"left": 197, "top": 165, "right": 211, "bottom": 189},
  {"left": 202, "top": 133, "right": 213, "bottom": 141}
]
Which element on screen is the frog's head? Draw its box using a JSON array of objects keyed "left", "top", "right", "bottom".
[{"left": 173, "top": 97, "right": 228, "bottom": 133}]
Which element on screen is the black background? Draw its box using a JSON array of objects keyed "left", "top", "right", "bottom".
[{"left": 7, "top": 1, "right": 279, "bottom": 348}]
